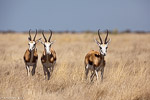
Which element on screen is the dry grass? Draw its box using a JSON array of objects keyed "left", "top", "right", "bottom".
[{"left": 0, "top": 33, "right": 150, "bottom": 100}]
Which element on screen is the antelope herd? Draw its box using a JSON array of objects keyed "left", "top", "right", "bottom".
[{"left": 23, "top": 29, "right": 111, "bottom": 81}]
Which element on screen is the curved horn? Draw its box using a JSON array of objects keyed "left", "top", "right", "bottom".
[
  {"left": 48, "top": 29, "right": 52, "bottom": 42},
  {"left": 29, "top": 29, "right": 32, "bottom": 40},
  {"left": 105, "top": 30, "right": 109, "bottom": 44},
  {"left": 33, "top": 29, "right": 37, "bottom": 41},
  {"left": 98, "top": 29, "right": 103, "bottom": 44},
  {"left": 42, "top": 30, "right": 47, "bottom": 42}
]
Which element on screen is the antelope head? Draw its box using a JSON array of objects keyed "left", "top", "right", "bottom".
[
  {"left": 40, "top": 30, "right": 55, "bottom": 54},
  {"left": 95, "top": 29, "right": 111, "bottom": 56},
  {"left": 28, "top": 29, "right": 41, "bottom": 51}
]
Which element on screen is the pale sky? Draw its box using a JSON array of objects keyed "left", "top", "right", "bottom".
[{"left": 0, "top": 0, "right": 149, "bottom": 32}]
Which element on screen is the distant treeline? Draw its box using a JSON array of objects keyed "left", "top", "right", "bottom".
[{"left": 0, "top": 29, "right": 149, "bottom": 34}]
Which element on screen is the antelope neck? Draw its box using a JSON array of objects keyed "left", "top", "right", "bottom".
[
  {"left": 100, "top": 54, "right": 105, "bottom": 60},
  {"left": 29, "top": 48, "right": 35, "bottom": 63}
]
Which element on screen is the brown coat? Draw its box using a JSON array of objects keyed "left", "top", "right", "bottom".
[
  {"left": 24, "top": 49, "right": 38, "bottom": 63},
  {"left": 41, "top": 48, "right": 56, "bottom": 63},
  {"left": 85, "top": 50, "right": 105, "bottom": 68}
]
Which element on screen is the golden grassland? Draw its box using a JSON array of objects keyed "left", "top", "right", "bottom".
[{"left": 0, "top": 33, "right": 150, "bottom": 100}]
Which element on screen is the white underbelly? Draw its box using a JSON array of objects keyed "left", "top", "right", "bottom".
[
  {"left": 42, "top": 62, "right": 55, "bottom": 68},
  {"left": 86, "top": 64, "right": 101, "bottom": 71},
  {"left": 26, "top": 62, "right": 36, "bottom": 66},
  {"left": 87, "top": 64, "right": 94, "bottom": 70}
]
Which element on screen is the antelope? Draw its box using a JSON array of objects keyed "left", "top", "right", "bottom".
[
  {"left": 24, "top": 29, "right": 41, "bottom": 76},
  {"left": 84, "top": 29, "right": 111, "bottom": 82},
  {"left": 40, "top": 30, "right": 56, "bottom": 80}
]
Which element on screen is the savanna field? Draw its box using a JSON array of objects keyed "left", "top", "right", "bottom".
[{"left": 0, "top": 33, "right": 150, "bottom": 100}]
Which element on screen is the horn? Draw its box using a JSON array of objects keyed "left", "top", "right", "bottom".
[
  {"left": 105, "top": 30, "right": 109, "bottom": 44},
  {"left": 98, "top": 29, "right": 103, "bottom": 44},
  {"left": 42, "top": 30, "right": 47, "bottom": 42},
  {"left": 48, "top": 29, "right": 52, "bottom": 42},
  {"left": 33, "top": 29, "right": 37, "bottom": 41},
  {"left": 29, "top": 29, "right": 32, "bottom": 40}
]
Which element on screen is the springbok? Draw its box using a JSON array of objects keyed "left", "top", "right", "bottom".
[
  {"left": 84, "top": 29, "right": 111, "bottom": 82},
  {"left": 40, "top": 30, "right": 56, "bottom": 80},
  {"left": 24, "top": 29, "right": 41, "bottom": 76}
]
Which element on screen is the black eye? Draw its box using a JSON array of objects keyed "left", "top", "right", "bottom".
[
  {"left": 106, "top": 47, "right": 108, "bottom": 49},
  {"left": 100, "top": 47, "right": 102, "bottom": 49}
]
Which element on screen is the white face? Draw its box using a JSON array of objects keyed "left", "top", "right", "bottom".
[
  {"left": 95, "top": 38, "right": 111, "bottom": 56},
  {"left": 28, "top": 41, "right": 36, "bottom": 51},
  {"left": 43, "top": 42, "right": 52, "bottom": 54},
  {"left": 99, "top": 44, "right": 108, "bottom": 56}
]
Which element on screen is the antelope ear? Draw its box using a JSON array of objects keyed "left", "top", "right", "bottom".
[
  {"left": 50, "top": 40, "right": 56, "bottom": 45},
  {"left": 36, "top": 38, "right": 42, "bottom": 43},
  {"left": 38, "top": 39, "right": 44, "bottom": 45},
  {"left": 94, "top": 38, "right": 101, "bottom": 46},
  {"left": 106, "top": 38, "right": 111, "bottom": 45}
]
